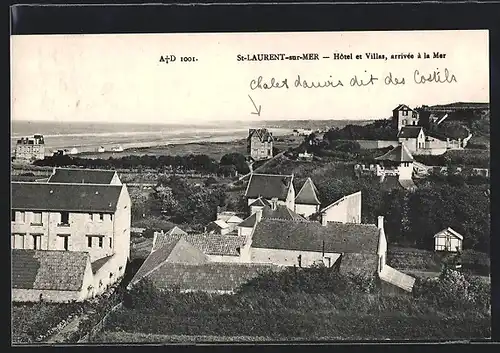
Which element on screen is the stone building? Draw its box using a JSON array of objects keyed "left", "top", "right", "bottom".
[
  {"left": 247, "top": 128, "right": 274, "bottom": 161},
  {"left": 14, "top": 135, "right": 45, "bottom": 162}
]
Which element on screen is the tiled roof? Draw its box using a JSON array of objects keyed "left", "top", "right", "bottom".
[
  {"left": 130, "top": 238, "right": 210, "bottom": 286},
  {"left": 11, "top": 249, "right": 89, "bottom": 291},
  {"left": 238, "top": 213, "right": 258, "bottom": 228},
  {"left": 248, "top": 128, "right": 274, "bottom": 143},
  {"left": 295, "top": 178, "right": 321, "bottom": 205},
  {"left": 375, "top": 144, "right": 414, "bottom": 163},
  {"left": 147, "top": 262, "right": 282, "bottom": 293},
  {"left": 248, "top": 197, "right": 271, "bottom": 208},
  {"left": 48, "top": 168, "right": 117, "bottom": 184},
  {"left": 434, "top": 227, "right": 464, "bottom": 240},
  {"left": 262, "top": 205, "right": 306, "bottom": 221},
  {"left": 397, "top": 126, "right": 423, "bottom": 139},
  {"left": 153, "top": 231, "right": 246, "bottom": 256},
  {"left": 252, "top": 219, "right": 379, "bottom": 254},
  {"left": 152, "top": 226, "right": 188, "bottom": 252},
  {"left": 91, "top": 255, "right": 114, "bottom": 274},
  {"left": 11, "top": 182, "right": 123, "bottom": 213},
  {"left": 245, "top": 173, "right": 293, "bottom": 200}
]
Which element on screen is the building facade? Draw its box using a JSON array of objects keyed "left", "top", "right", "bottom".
[
  {"left": 247, "top": 128, "right": 274, "bottom": 161},
  {"left": 320, "top": 191, "right": 362, "bottom": 225},
  {"left": 393, "top": 104, "right": 420, "bottom": 131},
  {"left": 398, "top": 126, "right": 426, "bottom": 154},
  {"left": 11, "top": 180, "right": 131, "bottom": 302},
  {"left": 245, "top": 173, "right": 295, "bottom": 211},
  {"left": 14, "top": 135, "right": 46, "bottom": 162}
]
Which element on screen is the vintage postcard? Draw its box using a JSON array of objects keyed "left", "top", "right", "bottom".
[{"left": 11, "top": 29, "right": 490, "bottom": 344}]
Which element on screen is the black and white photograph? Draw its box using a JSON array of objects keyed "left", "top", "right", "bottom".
[{"left": 10, "top": 27, "right": 491, "bottom": 344}]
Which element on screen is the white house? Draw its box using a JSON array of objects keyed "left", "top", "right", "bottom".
[
  {"left": 398, "top": 126, "right": 426, "bottom": 154},
  {"left": 434, "top": 227, "right": 463, "bottom": 252},
  {"left": 320, "top": 191, "right": 362, "bottom": 225},
  {"left": 11, "top": 177, "right": 131, "bottom": 302}
]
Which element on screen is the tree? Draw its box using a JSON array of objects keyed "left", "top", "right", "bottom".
[{"left": 220, "top": 153, "right": 249, "bottom": 174}]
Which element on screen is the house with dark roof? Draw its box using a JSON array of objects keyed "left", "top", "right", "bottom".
[
  {"left": 245, "top": 173, "right": 295, "bottom": 211},
  {"left": 247, "top": 128, "right": 274, "bottom": 161},
  {"left": 206, "top": 219, "right": 232, "bottom": 235},
  {"left": 243, "top": 215, "right": 415, "bottom": 293},
  {"left": 397, "top": 126, "right": 425, "bottom": 154},
  {"left": 11, "top": 177, "right": 131, "bottom": 302},
  {"left": 320, "top": 191, "right": 362, "bottom": 225},
  {"left": 248, "top": 197, "right": 271, "bottom": 216},
  {"left": 294, "top": 178, "right": 321, "bottom": 218},
  {"left": 392, "top": 104, "right": 420, "bottom": 131},
  {"left": 128, "top": 235, "right": 282, "bottom": 294},
  {"left": 375, "top": 143, "right": 414, "bottom": 180},
  {"left": 47, "top": 167, "right": 122, "bottom": 185}
]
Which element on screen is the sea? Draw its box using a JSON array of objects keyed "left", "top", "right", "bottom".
[{"left": 11, "top": 119, "right": 370, "bottom": 156}]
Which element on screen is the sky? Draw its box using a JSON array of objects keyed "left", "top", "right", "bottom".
[{"left": 11, "top": 30, "right": 489, "bottom": 124}]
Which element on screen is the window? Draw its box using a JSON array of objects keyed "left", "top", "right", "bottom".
[
  {"left": 109, "top": 237, "right": 112, "bottom": 248},
  {"left": 297, "top": 254, "right": 302, "bottom": 268},
  {"left": 11, "top": 210, "right": 15, "bottom": 222},
  {"left": 89, "top": 213, "right": 94, "bottom": 221},
  {"left": 19, "top": 211, "right": 26, "bottom": 223},
  {"left": 98, "top": 237, "right": 103, "bottom": 248},
  {"left": 88, "top": 236, "right": 93, "bottom": 248},
  {"left": 32, "top": 234, "right": 42, "bottom": 250},
  {"left": 110, "top": 214, "right": 113, "bottom": 221},
  {"left": 99, "top": 213, "right": 104, "bottom": 222},
  {"left": 402, "top": 110, "right": 408, "bottom": 116},
  {"left": 58, "top": 234, "right": 70, "bottom": 251},
  {"left": 32, "top": 212, "right": 42, "bottom": 225},
  {"left": 60, "top": 212, "right": 70, "bottom": 225}
]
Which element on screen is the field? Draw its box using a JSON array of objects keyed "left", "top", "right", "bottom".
[{"left": 77, "top": 135, "right": 303, "bottom": 161}]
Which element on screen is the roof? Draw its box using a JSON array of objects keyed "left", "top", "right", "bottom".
[
  {"left": 143, "top": 262, "right": 282, "bottom": 293},
  {"left": 48, "top": 168, "right": 117, "bottom": 184},
  {"left": 226, "top": 215, "right": 244, "bottom": 224},
  {"left": 252, "top": 219, "right": 380, "bottom": 254},
  {"left": 216, "top": 212, "right": 237, "bottom": 222},
  {"left": 262, "top": 205, "right": 306, "bottom": 221},
  {"left": 248, "top": 128, "right": 274, "bottom": 142},
  {"left": 295, "top": 178, "right": 321, "bottom": 205},
  {"left": 153, "top": 231, "right": 247, "bottom": 256},
  {"left": 130, "top": 237, "right": 210, "bottom": 286},
  {"left": 238, "top": 213, "right": 258, "bottom": 228},
  {"left": 211, "top": 220, "right": 230, "bottom": 229},
  {"left": 152, "top": 226, "right": 188, "bottom": 252},
  {"left": 248, "top": 197, "right": 271, "bottom": 208},
  {"left": 393, "top": 104, "right": 414, "bottom": 112},
  {"left": 245, "top": 173, "right": 294, "bottom": 200},
  {"left": 11, "top": 249, "right": 89, "bottom": 291},
  {"left": 434, "top": 227, "right": 464, "bottom": 240},
  {"left": 91, "top": 255, "right": 114, "bottom": 274},
  {"left": 11, "top": 182, "right": 123, "bottom": 213},
  {"left": 375, "top": 144, "right": 414, "bottom": 163},
  {"left": 397, "top": 126, "right": 424, "bottom": 139},
  {"left": 379, "top": 265, "right": 415, "bottom": 293}
]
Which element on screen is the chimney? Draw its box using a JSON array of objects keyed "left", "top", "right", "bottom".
[
  {"left": 321, "top": 213, "right": 327, "bottom": 226},
  {"left": 53, "top": 167, "right": 56, "bottom": 175},
  {"left": 256, "top": 209, "right": 263, "bottom": 223},
  {"left": 377, "top": 216, "right": 384, "bottom": 230}
]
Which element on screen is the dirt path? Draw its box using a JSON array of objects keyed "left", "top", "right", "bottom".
[{"left": 45, "top": 314, "right": 86, "bottom": 344}]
